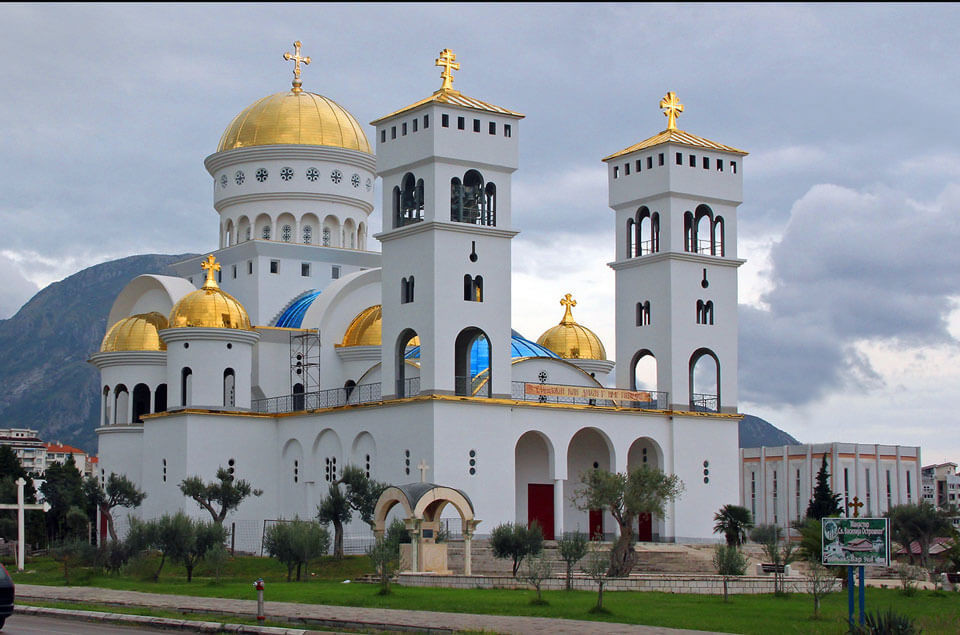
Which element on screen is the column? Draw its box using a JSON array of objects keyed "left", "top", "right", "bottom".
[
  {"left": 464, "top": 530, "right": 472, "bottom": 576},
  {"left": 554, "top": 478, "right": 565, "bottom": 539}
]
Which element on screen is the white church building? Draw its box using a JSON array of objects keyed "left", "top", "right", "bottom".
[{"left": 92, "top": 45, "right": 747, "bottom": 548}]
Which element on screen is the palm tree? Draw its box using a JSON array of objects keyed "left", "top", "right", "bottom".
[{"left": 713, "top": 504, "right": 754, "bottom": 547}]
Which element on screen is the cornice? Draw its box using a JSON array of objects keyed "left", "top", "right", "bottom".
[
  {"left": 608, "top": 251, "right": 745, "bottom": 271},
  {"left": 204, "top": 145, "right": 376, "bottom": 174},
  {"left": 88, "top": 351, "right": 166, "bottom": 369},
  {"left": 214, "top": 191, "right": 374, "bottom": 215},
  {"left": 159, "top": 327, "right": 261, "bottom": 345},
  {"left": 335, "top": 345, "right": 381, "bottom": 362},
  {"left": 375, "top": 220, "right": 519, "bottom": 242}
]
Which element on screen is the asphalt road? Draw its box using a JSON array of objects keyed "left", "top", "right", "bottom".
[{"left": 2, "top": 613, "right": 189, "bottom": 633}]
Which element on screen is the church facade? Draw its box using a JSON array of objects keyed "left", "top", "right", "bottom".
[{"left": 92, "top": 46, "right": 745, "bottom": 548}]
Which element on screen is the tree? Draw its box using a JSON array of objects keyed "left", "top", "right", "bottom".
[
  {"left": 40, "top": 455, "right": 85, "bottom": 541},
  {"left": 316, "top": 483, "right": 351, "bottom": 559},
  {"left": 83, "top": 473, "right": 146, "bottom": 542},
  {"left": 522, "top": 551, "right": 553, "bottom": 604},
  {"left": 179, "top": 467, "right": 262, "bottom": 525},
  {"left": 557, "top": 530, "right": 589, "bottom": 591},
  {"left": 712, "top": 544, "right": 747, "bottom": 602},
  {"left": 367, "top": 535, "right": 399, "bottom": 595},
  {"left": 177, "top": 518, "right": 228, "bottom": 582},
  {"left": 490, "top": 522, "right": 544, "bottom": 577},
  {"left": 713, "top": 504, "right": 754, "bottom": 547},
  {"left": 806, "top": 455, "right": 842, "bottom": 520},
  {"left": 264, "top": 518, "right": 330, "bottom": 581},
  {"left": 797, "top": 518, "right": 823, "bottom": 563},
  {"left": 49, "top": 538, "right": 95, "bottom": 585},
  {"left": 887, "top": 502, "right": 953, "bottom": 568},
  {"left": 573, "top": 465, "right": 684, "bottom": 577},
  {"left": 804, "top": 559, "right": 833, "bottom": 618},
  {"left": 751, "top": 524, "right": 797, "bottom": 594},
  {"left": 580, "top": 549, "right": 610, "bottom": 613}
]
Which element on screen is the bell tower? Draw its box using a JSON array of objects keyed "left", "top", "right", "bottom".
[
  {"left": 372, "top": 50, "right": 523, "bottom": 399},
  {"left": 604, "top": 93, "right": 746, "bottom": 413}
]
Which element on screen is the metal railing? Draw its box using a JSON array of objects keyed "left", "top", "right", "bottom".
[
  {"left": 510, "top": 382, "right": 669, "bottom": 409},
  {"left": 690, "top": 393, "right": 719, "bottom": 412},
  {"left": 396, "top": 377, "right": 421, "bottom": 398},
  {"left": 692, "top": 239, "right": 722, "bottom": 256},
  {"left": 252, "top": 382, "right": 382, "bottom": 414},
  {"left": 456, "top": 375, "right": 490, "bottom": 398}
]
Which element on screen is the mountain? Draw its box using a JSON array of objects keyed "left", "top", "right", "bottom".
[
  {"left": 739, "top": 413, "right": 800, "bottom": 448},
  {"left": 0, "top": 252, "right": 801, "bottom": 455},
  {"left": 0, "top": 254, "right": 196, "bottom": 453}
]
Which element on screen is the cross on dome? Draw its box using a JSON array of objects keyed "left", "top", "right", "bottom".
[
  {"left": 560, "top": 293, "right": 577, "bottom": 324},
  {"left": 283, "top": 40, "right": 311, "bottom": 93},
  {"left": 660, "top": 91, "right": 684, "bottom": 131},
  {"left": 435, "top": 48, "right": 460, "bottom": 92},
  {"left": 200, "top": 254, "right": 221, "bottom": 289}
]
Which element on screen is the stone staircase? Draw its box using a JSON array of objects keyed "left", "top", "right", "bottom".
[{"left": 444, "top": 539, "right": 721, "bottom": 575}]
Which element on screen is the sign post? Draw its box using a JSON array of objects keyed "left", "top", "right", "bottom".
[
  {"left": 822, "top": 517, "right": 889, "bottom": 628},
  {"left": 0, "top": 477, "right": 51, "bottom": 571}
]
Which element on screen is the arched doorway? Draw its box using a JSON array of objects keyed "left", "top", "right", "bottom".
[
  {"left": 114, "top": 384, "right": 129, "bottom": 424},
  {"left": 131, "top": 383, "right": 151, "bottom": 423},
  {"left": 689, "top": 348, "right": 720, "bottom": 411},
  {"left": 515, "top": 431, "right": 555, "bottom": 540},
  {"left": 627, "top": 437, "right": 666, "bottom": 541},
  {"left": 154, "top": 383, "right": 167, "bottom": 413},
  {"left": 454, "top": 327, "right": 490, "bottom": 397},
  {"left": 630, "top": 349, "right": 657, "bottom": 407},
  {"left": 396, "top": 329, "right": 419, "bottom": 397},
  {"left": 565, "top": 428, "right": 614, "bottom": 540}
]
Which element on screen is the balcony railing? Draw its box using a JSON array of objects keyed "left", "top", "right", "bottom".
[
  {"left": 690, "top": 393, "right": 719, "bottom": 412},
  {"left": 455, "top": 375, "right": 491, "bottom": 398},
  {"left": 395, "top": 377, "right": 421, "bottom": 399},
  {"left": 252, "top": 382, "right": 382, "bottom": 415},
  {"left": 511, "top": 382, "right": 669, "bottom": 409}
]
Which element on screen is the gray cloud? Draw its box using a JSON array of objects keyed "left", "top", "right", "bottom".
[
  {"left": 740, "top": 182, "right": 960, "bottom": 406},
  {"left": 0, "top": 255, "right": 38, "bottom": 319}
]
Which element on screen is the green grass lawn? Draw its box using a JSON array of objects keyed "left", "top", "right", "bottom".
[{"left": 9, "top": 555, "right": 959, "bottom": 634}]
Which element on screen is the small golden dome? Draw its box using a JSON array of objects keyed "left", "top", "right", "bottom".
[
  {"left": 536, "top": 294, "right": 607, "bottom": 360},
  {"left": 217, "top": 90, "right": 372, "bottom": 154},
  {"left": 168, "top": 256, "right": 252, "bottom": 330},
  {"left": 100, "top": 312, "right": 168, "bottom": 352},
  {"left": 339, "top": 305, "right": 420, "bottom": 347}
]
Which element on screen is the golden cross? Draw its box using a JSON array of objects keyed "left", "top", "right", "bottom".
[
  {"left": 200, "top": 254, "right": 221, "bottom": 289},
  {"left": 847, "top": 496, "right": 864, "bottom": 518},
  {"left": 283, "top": 41, "right": 311, "bottom": 92},
  {"left": 560, "top": 293, "right": 577, "bottom": 324},
  {"left": 659, "top": 91, "right": 684, "bottom": 131},
  {"left": 435, "top": 48, "right": 460, "bottom": 92}
]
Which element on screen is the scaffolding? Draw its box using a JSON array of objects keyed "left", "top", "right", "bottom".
[{"left": 289, "top": 330, "right": 320, "bottom": 396}]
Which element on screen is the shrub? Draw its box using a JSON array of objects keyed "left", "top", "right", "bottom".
[
  {"left": 367, "top": 536, "right": 399, "bottom": 595},
  {"left": 384, "top": 518, "right": 410, "bottom": 546},
  {"left": 557, "top": 531, "right": 588, "bottom": 591},
  {"left": 49, "top": 539, "right": 96, "bottom": 585},
  {"left": 490, "top": 522, "right": 544, "bottom": 577},
  {"left": 522, "top": 552, "right": 553, "bottom": 604},
  {"left": 263, "top": 518, "right": 330, "bottom": 581},
  {"left": 896, "top": 562, "right": 925, "bottom": 596},
  {"left": 581, "top": 548, "right": 611, "bottom": 613},
  {"left": 851, "top": 607, "right": 921, "bottom": 634},
  {"left": 712, "top": 544, "right": 747, "bottom": 602}
]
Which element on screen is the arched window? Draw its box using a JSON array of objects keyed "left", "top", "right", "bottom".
[
  {"left": 114, "top": 384, "right": 129, "bottom": 425},
  {"left": 396, "top": 329, "right": 419, "bottom": 397},
  {"left": 281, "top": 224, "right": 292, "bottom": 242},
  {"left": 322, "top": 227, "right": 331, "bottom": 246},
  {"left": 293, "top": 382, "right": 304, "bottom": 411},
  {"left": 245, "top": 226, "right": 252, "bottom": 241},
  {"left": 684, "top": 211, "right": 694, "bottom": 252},
  {"left": 697, "top": 300, "right": 715, "bottom": 325},
  {"left": 689, "top": 348, "right": 720, "bottom": 412},
  {"left": 223, "top": 368, "right": 235, "bottom": 407},
  {"left": 462, "top": 170, "right": 484, "bottom": 224},
  {"left": 392, "top": 185, "right": 401, "bottom": 228},
  {"left": 625, "top": 217, "right": 635, "bottom": 258},
  {"left": 262, "top": 225, "right": 272, "bottom": 240},
  {"left": 693, "top": 204, "right": 714, "bottom": 254},
  {"left": 344, "top": 380, "right": 357, "bottom": 400},
  {"left": 630, "top": 350, "right": 658, "bottom": 406},
  {"left": 636, "top": 301, "right": 651, "bottom": 326},
  {"left": 464, "top": 275, "right": 483, "bottom": 302},
  {"left": 154, "top": 383, "right": 167, "bottom": 413},
  {"left": 483, "top": 182, "right": 497, "bottom": 226},
  {"left": 450, "top": 177, "right": 463, "bottom": 222},
  {"left": 181, "top": 368, "right": 192, "bottom": 407},
  {"left": 302, "top": 225, "right": 313, "bottom": 244},
  {"left": 102, "top": 386, "right": 110, "bottom": 426},
  {"left": 132, "top": 383, "right": 151, "bottom": 423},
  {"left": 637, "top": 207, "right": 656, "bottom": 256},
  {"left": 401, "top": 276, "right": 415, "bottom": 303},
  {"left": 713, "top": 216, "right": 725, "bottom": 257},
  {"left": 651, "top": 212, "right": 660, "bottom": 253},
  {"left": 397, "top": 173, "right": 422, "bottom": 227}
]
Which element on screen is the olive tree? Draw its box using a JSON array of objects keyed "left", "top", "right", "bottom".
[{"left": 179, "top": 467, "right": 262, "bottom": 525}]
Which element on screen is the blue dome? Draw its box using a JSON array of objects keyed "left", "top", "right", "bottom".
[
  {"left": 405, "top": 333, "right": 558, "bottom": 378},
  {"left": 274, "top": 290, "right": 322, "bottom": 328}
]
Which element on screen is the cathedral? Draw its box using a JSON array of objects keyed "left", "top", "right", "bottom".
[{"left": 92, "top": 45, "right": 746, "bottom": 548}]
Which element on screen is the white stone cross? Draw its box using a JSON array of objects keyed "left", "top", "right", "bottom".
[
  {"left": 417, "top": 460, "right": 429, "bottom": 483},
  {"left": 0, "top": 477, "right": 51, "bottom": 571}
]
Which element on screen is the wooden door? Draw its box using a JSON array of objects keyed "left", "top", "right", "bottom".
[
  {"left": 589, "top": 509, "right": 604, "bottom": 540},
  {"left": 637, "top": 512, "right": 653, "bottom": 542},
  {"left": 527, "top": 483, "right": 555, "bottom": 540}
]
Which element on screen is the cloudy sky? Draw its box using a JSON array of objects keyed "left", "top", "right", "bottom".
[{"left": 3, "top": 4, "right": 960, "bottom": 461}]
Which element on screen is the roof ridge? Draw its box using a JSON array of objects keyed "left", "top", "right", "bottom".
[{"left": 603, "top": 128, "right": 747, "bottom": 162}]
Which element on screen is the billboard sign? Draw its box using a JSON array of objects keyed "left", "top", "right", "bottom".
[{"left": 822, "top": 517, "right": 890, "bottom": 567}]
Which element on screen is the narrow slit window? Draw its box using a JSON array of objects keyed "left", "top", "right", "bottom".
[
  {"left": 635, "top": 159, "right": 642, "bottom": 172},
  {"left": 614, "top": 166, "right": 619, "bottom": 179},
  {"left": 504, "top": 124, "right": 512, "bottom": 137},
  {"left": 489, "top": 121, "right": 496, "bottom": 134},
  {"left": 689, "top": 154, "right": 696, "bottom": 167},
  {"left": 676, "top": 152, "right": 683, "bottom": 165},
  {"left": 647, "top": 156, "right": 653, "bottom": 169},
  {"left": 624, "top": 163, "right": 630, "bottom": 175},
  {"left": 391, "top": 126, "right": 396, "bottom": 139},
  {"left": 402, "top": 122, "right": 407, "bottom": 136},
  {"left": 441, "top": 114, "right": 449, "bottom": 127},
  {"left": 717, "top": 159, "right": 724, "bottom": 172},
  {"left": 703, "top": 156, "right": 710, "bottom": 169},
  {"left": 380, "top": 130, "right": 386, "bottom": 143},
  {"left": 730, "top": 161, "right": 737, "bottom": 173},
  {"left": 457, "top": 116, "right": 465, "bottom": 130},
  {"left": 658, "top": 153, "right": 664, "bottom": 166},
  {"left": 473, "top": 119, "right": 480, "bottom": 132},
  {"left": 424, "top": 114, "right": 429, "bottom": 128},
  {"left": 412, "top": 118, "right": 418, "bottom": 132}
]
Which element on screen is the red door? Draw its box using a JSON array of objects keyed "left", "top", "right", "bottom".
[
  {"left": 637, "top": 512, "right": 653, "bottom": 542},
  {"left": 527, "top": 483, "right": 555, "bottom": 540},
  {"left": 589, "top": 509, "right": 604, "bottom": 540}
]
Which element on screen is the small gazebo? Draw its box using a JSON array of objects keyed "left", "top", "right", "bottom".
[{"left": 373, "top": 478, "right": 480, "bottom": 575}]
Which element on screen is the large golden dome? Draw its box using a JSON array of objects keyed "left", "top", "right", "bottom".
[
  {"left": 338, "top": 305, "right": 420, "bottom": 347},
  {"left": 536, "top": 294, "right": 607, "bottom": 360},
  {"left": 100, "top": 312, "right": 168, "bottom": 352},
  {"left": 217, "top": 90, "right": 372, "bottom": 154},
  {"left": 168, "top": 256, "right": 252, "bottom": 330}
]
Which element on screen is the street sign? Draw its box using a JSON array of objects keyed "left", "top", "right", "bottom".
[{"left": 822, "top": 517, "right": 890, "bottom": 567}]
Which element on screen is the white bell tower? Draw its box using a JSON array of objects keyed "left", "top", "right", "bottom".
[
  {"left": 604, "top": 92, "right": 746, "bottom": 413},
  {"left": 373, "top": 50, "right": 522, "bottom": 399}
]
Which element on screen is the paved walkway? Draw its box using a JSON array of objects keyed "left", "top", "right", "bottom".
[{"left": 17, "top": 584, "right": 723, "bottom": 634}]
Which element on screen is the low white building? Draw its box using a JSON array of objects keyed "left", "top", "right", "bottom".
[
  {"left": 0, "top": 428, "right": 47, "bottom": 474},
  {"left": 921, "top": 462, "right": 960, "bottom": 510},
  {"left": 741, "top": 443, "right": 922, "bottom": 529}
]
